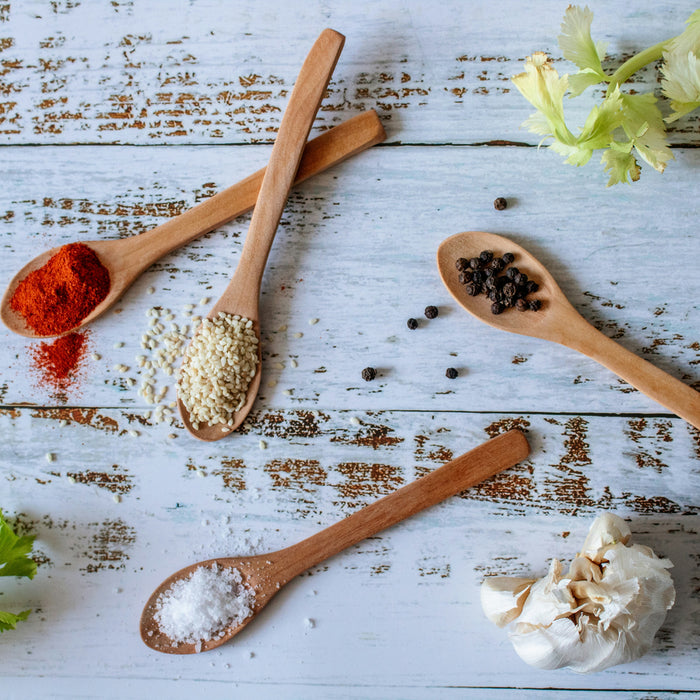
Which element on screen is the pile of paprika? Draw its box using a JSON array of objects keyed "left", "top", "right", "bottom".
[
  {"left": 30, "top": 331, "right": 90, "bottom": 395},
  {"left": 10, "top": 242, "right": 111, "bottom": 336}
]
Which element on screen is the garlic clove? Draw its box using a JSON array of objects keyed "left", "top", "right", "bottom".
[{"left": 480, "top": 576, "right": 536, "bottom": 627}]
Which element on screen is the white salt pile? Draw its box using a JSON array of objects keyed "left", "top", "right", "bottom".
[{"left": 154, "top": 563, "right": 255, "bottom": 649}]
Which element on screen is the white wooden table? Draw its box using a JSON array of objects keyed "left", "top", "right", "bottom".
[{"left": 1, "top": 2, "right": 699, "bottom": 697}]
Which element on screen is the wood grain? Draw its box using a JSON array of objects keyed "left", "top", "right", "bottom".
[{"left": 0, "top": 0, "right": 698, "bottom": 696}]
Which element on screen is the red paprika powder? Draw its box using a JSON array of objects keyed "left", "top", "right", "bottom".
[
  {"left": 10, "top": 242, "right": 111, "bottom": 336},
  {"left": 30, "top": 331, "right": 89, "bottom": 394}
]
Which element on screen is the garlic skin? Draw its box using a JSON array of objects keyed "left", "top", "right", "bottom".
[{"left": 481, "top": 514, "right": 675, "bottom": 673}]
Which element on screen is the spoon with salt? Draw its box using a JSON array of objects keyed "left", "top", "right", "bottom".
[
  {"left": 177, "top": 28, "right": 346, "bottom": 441},
  {"left": 437, "top": 231, "right": 700, "bottom": 429},
  {"left": 0, "top": 108, "right": 384, "bottom": 338},
  {"left": 140, "top": 428, "right": 530, "bottom": 654}
]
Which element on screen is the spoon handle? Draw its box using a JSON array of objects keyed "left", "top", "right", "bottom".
[
  {"left": 121, "top": 109, "right": 383, "bottom": 265},
  {"left": 220, "top": 28, "right": 345, "bottom": 316},
  {"left": 275, "top": 429, "right": 530, "bottom": 582},
  {"left": 563, "top": 315, "right": 700, "bottom": 429}
]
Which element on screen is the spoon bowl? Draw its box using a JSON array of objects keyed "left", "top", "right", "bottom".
[
  {"left": 437, "top": 231, "right": 700, "bottom": 429},
  {"left": 0, "top": 109, "right": 385, "bottom": 338},
  {"left": 140, "top": 429, "right": 530, "bottom": 654}
]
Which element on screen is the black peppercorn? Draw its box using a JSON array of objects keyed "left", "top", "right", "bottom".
[
  {"left": 494, "top": 197, "right": 508, "bottom": 211},
  {"left": 458, "top": 271, "right": 473, "bottom": 285},
  {"left": 361, "top": 367, "right": 377, "bottom": 381},
  {"left": 472, "top": 270, "right": 485, "bottom": 284},
  {"left": 424, "top": 305, "right": 438, "bottom": 319},
  {"left": 490, "top": 257, "right": 505, "bottom": 272},
  {"left": 505, "top": 266, "right": 519, "bottom": 280},
  {"left": 407, "top": 317, "right": 418, "bottom": 329},
  {"left": 445, "top": 367, "right": 458, "bottom": 379},
  {"left": 526, "top": 280, "right": 539, "bottom": 294},
  {"left": 502, "top": 252, "right": 515, "bottom": 264},
  {"left": 516, "top": 298, "right": 528, "bottom": 312},
  {"left": 529, "top": 299, "right": 542, "bottom": 311},
  {"left": 491, "top": 302, "right": 504, "bottom": 315},
  {"left": 469, "top": 257, "right": 482, "bottom": 270},
  {"left": 488, "top": 289, "right": 500, "bottom": 302},
  {"left": 484, "top": 276, "right": 497, "bottom": 291},
  {"left": 479, "top": 250, "right": 493, "bottom": 264},
  {"left": 465, "top": 283, "right": 479, "bottom": 296},
  {"left": 514, "top": 272, "right": 528, "bottom": 286},
  {"left": 502, "top": 281, "right": 517, "bottom": 298},
  {"left": 455, "top": 257, "right": 469, "bottom": 272}
]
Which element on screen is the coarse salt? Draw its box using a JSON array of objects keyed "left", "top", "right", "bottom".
[{"left": 154, "top": 563, "right": 255, "bottom": 647}]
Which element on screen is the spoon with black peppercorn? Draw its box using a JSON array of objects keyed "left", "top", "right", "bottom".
[
  {"left": 140, "top": 429, "right": 530, "bottom": 654},
  {"left": 437, "top": 231, "right": 700, "bottom": 430}
]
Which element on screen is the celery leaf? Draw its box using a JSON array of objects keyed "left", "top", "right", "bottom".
[
  {"left": 0, "top": 511, "right": 37, "bottom": 580},
  {"left": 0, "top": 609, "right": 31, "bottom": 633},
  {"left": 601, "top": 146, "right": 641, "bottom": 186},
  {"left": 558, "top": 5, "right": 608, "bottom": 96}
]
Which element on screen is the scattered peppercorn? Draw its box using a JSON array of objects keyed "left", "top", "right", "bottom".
[
  {"left": 494, "top": 197, "right": 508, "bottom": 210},
  {"left": 529, "top": 299, "right": 542, "bottom": 311},
  {"left": 424, "top": 305, "right": 438, "bottom": 319},
  {"left": 445, "top": 367, "right": 458, "bottom": 379},
  {"left": 407, "top": 317, "right": 418, "bottom": 330},
  {"left": 361, "top": 367, "right": 377, "bottom": 381}
]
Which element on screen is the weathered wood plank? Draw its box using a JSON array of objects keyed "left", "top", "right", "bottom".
[
  {"left": 0, "top": 0, "right": 696, "bottom": 145},
  {"left": 0, "top": 408, "right": 698, "bottom": 689},
  {"left": 1, "top": 145, "right": 698, "bottom": 413}
]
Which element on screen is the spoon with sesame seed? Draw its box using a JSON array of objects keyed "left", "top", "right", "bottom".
[
  {"left": 140, "top": 429, "right": 530, "bottom": 653},
  {"left": 437, "top": 231, "right": 700, "bottom": 429},
  {"left": 177, "top": 29, "right": 347, "bottom": 441}
]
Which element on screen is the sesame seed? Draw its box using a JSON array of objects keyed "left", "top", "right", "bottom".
[
  {"left": 113, "top": 494, "right": 122, "bottom": 503},
  {"left": 91, "top": 353, "right": 101, "bottom": 361},
  {"left": 308, "top": 318, "right": 319, "bottom": 325},
  {"left": 294, "top": 332, "right": 303, "bottom": 339},
  {"left": 290, "top": 359, "right": 298, "bottom": 368},
  {"left": 113, "top": 342, "right": 124, "bottom": 349},
  {"left": 147, "top": 286, "right": 156, "bottom": 295},
  {"left": 259, "top": 440, "right": 267, "bottom": 450},
  {"left": 45, "top": 452, "right": 55, "bottom": 463}
]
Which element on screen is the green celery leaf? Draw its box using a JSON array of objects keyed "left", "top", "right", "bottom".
[
  {"left": 601, "top": 147, "right": 641, "bottom": 186},
  {"left": 618, "top": 93, "right": 673, "bottom": 171},
  {"left": 0, "top": 609, "right": 31, "bottom": 633},
  {"left": 550, "top": 140, "right": 593, "bottom": 166},
  {"left": 576, "top": 88, "right": 624, "bottom": 151},
  {"left": 568, "top": 68, "right": 606, "bottom": 98},
  {"left": 558, "top": 6, "right": 608, "bottom": 79},
  {"left": 0, "top": 510, "right": 37, "bottom": 580}
]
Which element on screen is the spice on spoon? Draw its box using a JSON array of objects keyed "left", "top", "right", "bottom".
[
  {"left": 154, "top": 563, "right": 255, "bottom": 652},
  {"left": 177, "top": 312, "right": 259, "bottom": 429},
  {"left": 10, "top": 243, "right": 111, "bottom": 336}
]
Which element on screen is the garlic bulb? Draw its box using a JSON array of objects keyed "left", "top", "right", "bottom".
[{"left": 481, "top": 513, "right": 675, "bottom": 673}]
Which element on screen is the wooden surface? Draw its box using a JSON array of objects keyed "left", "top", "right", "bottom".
[{"left": 0, "top": 1, "right": 699, "bottom": 697}]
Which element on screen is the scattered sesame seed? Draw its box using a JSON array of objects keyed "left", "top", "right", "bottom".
[
  {"left": 129, "top": 430, "right": 139, "bottom": 437},
  {"left": 267, "top": 379, "right": 277, "bottom": 388},
  {"left": 283, "top": 389, "right": 292, "bottom": 396},
  {"left": 91, "top": 353, "right": 101, "bottom": 361},
  {"left": 67, "top": 475, "right": 76, "bottom": 484},
  {"left": 59, "top": 419, "right": 67, "bottom": 427},
  {"left": 168, "top": 433, "right": 177, "bottom": 439},
  {"left": 45, "top": 452, "right": 55, "bottom": 463},
  {"left": 278, "top": 324, "right": 287, "bottom": 332},
  {"left": 259, "top": 440, "right": 267, "bottom": 450},
  {"left": 290, "top": 359, "right": 298, "bottom": 368},
  {"left": 113, "top": 342, "right": 124, "bottom": 349},
  {"left": 294, "top": 332, "right": 303, "bottom": 339},
  {"left": 350, "top": 416, "right": 361, "bottom": 425},
  {"left": 113, "top": 494, "right": 122, "bottom": 503},
  {"left": 275, "top": 362, "right": 285, "bottom": 370},
  {"left": 199, "top": 297, "right": 210, "bottom": 306},
  {"left": 147, "top": 286, "right": 156, "bottom": 294},
  {"left": 308, "top": 318, "right": 319, "bottom": 326}
]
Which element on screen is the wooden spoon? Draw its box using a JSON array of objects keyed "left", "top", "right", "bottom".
[
  {"left": 0, "top": 108, "right": 384, "bottom": 339},
  {"left": 140, "top": 428, "right": 530, "bottom": 654},
  {"left": 178, "top": 28, "right": 345, "bottom": 441},
  {"left": 437, "top": 231, "right": 700, "bottom": 429}
]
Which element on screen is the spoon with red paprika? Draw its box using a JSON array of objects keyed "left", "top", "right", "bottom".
[{"left": 0, "top": 108, "right": 385, "bottom": 338}]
